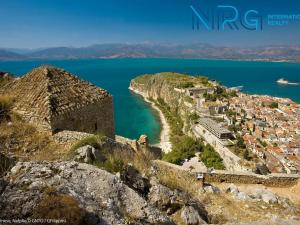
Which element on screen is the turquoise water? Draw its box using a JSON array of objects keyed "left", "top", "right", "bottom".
[{"left": 1, "top": 58, "right": 300, "bottom": 143}]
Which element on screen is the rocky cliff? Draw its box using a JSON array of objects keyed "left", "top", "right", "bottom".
[{"left": 130, "top": 72, "right": 209, "bottom": 108}]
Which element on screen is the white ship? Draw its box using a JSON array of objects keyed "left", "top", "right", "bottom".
[
  {"left": 277, "top": 78, "right": 289, "bottom": 84},
  {"left": 277, "top": 78, "right": 300, "bottom": 86}
]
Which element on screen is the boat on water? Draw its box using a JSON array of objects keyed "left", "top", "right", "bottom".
[
  {"left": 277, "top": 78, "right": 289, "bottom": 84},
  {"left": 277, "top": 78, "right": 300, "bottom": 86}
]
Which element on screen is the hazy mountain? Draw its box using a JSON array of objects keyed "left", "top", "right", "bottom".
[
  {"left": 0, "top": 49, "right": 26, "bottom": 60},
  {"left": 1, "top": 44, "right": 300, "bottom": 61}
]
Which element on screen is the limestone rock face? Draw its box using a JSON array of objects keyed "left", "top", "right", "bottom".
[
  {"left": 75, "top": 145, "right": 99, "bottom": 163},
  {"left": 0, "top": 161, "right": 174, "bottom": 225},
  {"left": 120, "top": 164, "right": 150, "bottom": 197},
  {"left": 180, "top": 206, "right": 207, "bottom": 225},
  {"left": 148, "top": 179, "right": 189, "bottom": 215}
]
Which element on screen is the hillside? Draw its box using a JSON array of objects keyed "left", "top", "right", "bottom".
[
  {"left": 0, "top": 49, "right": 25, "bottom": 60},
  {"left": 1, "top": 44, "right": 300, "bottom": 61}
]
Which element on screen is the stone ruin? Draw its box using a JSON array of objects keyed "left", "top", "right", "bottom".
[{"left": 0, "top": 65, "right": 115, "bottom": 139}]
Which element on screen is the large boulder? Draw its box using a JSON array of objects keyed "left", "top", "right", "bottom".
[
  {"left": 226, "top": 184, "right": 250, "bottom": 201},
  {"left": 203, "top": 184, "right": 221, "bottom": 194},
  {"left": 148, "top": 178, "right": 189, "bottom": 215},
  {"left": 74, "top": 145, "right": 103, "bottom": 163},
  {"left": 180, "top": 206, "right": 207, "bottom": 225},
  {"left": 120, "top": 164, "right": 150, "bottom": 197},
  {"left": 250, "top": 188, "right": 278, "bottom": 204},
  {"left": 0, "top": 161, "right": 174, "bottom": 225},
  {"left": 226, "top": 183, "right": 239, "bottom": 195}
]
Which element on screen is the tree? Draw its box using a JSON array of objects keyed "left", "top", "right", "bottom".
[
  {"left": 236, "top": 135, "right": 246, "bottom": 149},
  {"left": 163, "top": 137, "right": 203, "bottom": 165},
  {"left": 199, "top": 144, "right": 225, "bottom": 170},
  {"left": 270, "top": 102, "right": 279, "bottom": 109}
]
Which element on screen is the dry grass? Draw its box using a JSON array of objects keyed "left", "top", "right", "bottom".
[
  {"left": 132, "top": 150, "right": 156, "bottom": 175},
  {"left": 0, "top": 95, "right": 14, "bottom": 121},
  {"left": 0, "top": 116, "right": 66, "bottom": 161},
  {"left": 154, "top": 161, "right": 202, "bottom": 195},
  {"left": 33, "top": 187, "right": 85, "bottom": 225},
  {"left": 196, "top": 186, "right": 300, "bottom": 224}
]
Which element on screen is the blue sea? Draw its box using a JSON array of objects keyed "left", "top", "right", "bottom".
[{"left": 1, "top": 58, "right": 300, "bottom": 144}]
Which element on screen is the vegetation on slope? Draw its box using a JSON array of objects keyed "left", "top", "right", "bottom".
[
  {"left": 0, "top": 94, "right": 66, "bottom": 162},
  {"left": 204, "top": 86, "right": 237, "bottom": 101},
  {"left": 199, "top": 144, "right": 225, "bottom": 170},
  {"left": 0, "top": 95, "right": 14, "bottom": 121},
  {"left": 153, "top": 97, "right": 224, "bottom": 169},
  {"left": 134, "top": 72, "right": 211, "bottom": 88}
]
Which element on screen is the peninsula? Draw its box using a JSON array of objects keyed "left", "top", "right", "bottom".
[{"left": 130, "top": 72, "right": 300, "bottom": 175}]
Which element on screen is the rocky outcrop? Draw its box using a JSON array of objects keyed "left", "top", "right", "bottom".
[
  {"left": 129, "top": 73, "right": 183, "bottom": 108},
  {"left": 225, "top": 183, "right": 296, "bottom": 210},
  {"left": 181, "top": 206, "right": 207, "bottom": 225},
  {"left": 74, "top": 145, "right": 102, "bottom": 163},
  {"left": 0, "top": 161, "right": 174, "bottom": 225},
  {"left": 148, "top": 178, "right": 209, "bottom": 223},
  {"left": 148, "top": 178, "right": 190, "bottom": 215},
  {"left": 119, "top": 164, "right": 150, "bottom": 197}
]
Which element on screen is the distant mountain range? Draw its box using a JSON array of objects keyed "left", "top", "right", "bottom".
[{"left": 1, "top": 43, "right": 300, "bottom": 62}]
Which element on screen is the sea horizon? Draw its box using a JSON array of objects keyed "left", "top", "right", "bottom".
[{"left": 1, "top": 58, "right": 300, "bottom": 144}]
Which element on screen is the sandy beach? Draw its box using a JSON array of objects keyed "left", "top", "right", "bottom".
[{"left": 129, "top": 86, "right": 172, "bottom": 153}]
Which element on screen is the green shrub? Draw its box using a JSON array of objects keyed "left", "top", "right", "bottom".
[
  {"left": 94, "top": 154, "right": 127, "bottom": 173},
  {"left": 199, "top": 144, "right": 225, "bottom": 170},
  {"left": 163, "top": 137, "right": 203, "bottom": 165},
  {"left": 66, "top": 134, "right": 105, "bottom": 159},
  {"left": 188, "top": 112, "right": 199, "bottom": 123},
  {"left": 270, "top": 102, "right": 279, "bottom": 108},
  {"left": 176, "top": 82, "right": 194, "bottom": 89},
  {"left": 236, "top": 135, "right": 246, "bottom": 149}
]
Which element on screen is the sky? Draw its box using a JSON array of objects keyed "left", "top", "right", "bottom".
[{"left": 0, "top": 0, "right": 300, "bottom": 48}]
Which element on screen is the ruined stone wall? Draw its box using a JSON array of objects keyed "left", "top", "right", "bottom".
[
  {"left": 51, "top": 97, "right": 115, "bottom": 139},
  {"left": 153, "top": 160, "right": 300, "bottom": 188}
]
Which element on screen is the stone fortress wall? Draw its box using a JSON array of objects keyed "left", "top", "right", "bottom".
[
  {"left": 52, "top": 96, "right": 115, "bottom": 139},
  {"left": 153, "top": 160, "right": 300, "bottom": 188},
  {"left": 0, "top": 66, "right": 115, "bottom": 139}
]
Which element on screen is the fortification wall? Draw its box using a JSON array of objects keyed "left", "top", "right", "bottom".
[
  {"left": 153, "top": 160, "right": 300, "bottom": 188},
  {"left": 51, "top": 97, "right": 115, "bottom": 139}
]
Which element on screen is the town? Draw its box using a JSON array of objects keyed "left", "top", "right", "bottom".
[{"left": 177, "top": 81, "right": 300, "bottom": 174}]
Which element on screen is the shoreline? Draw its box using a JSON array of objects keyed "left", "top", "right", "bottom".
[{"left": 128, "top": 86, "right": 172, "bottom": 153}]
